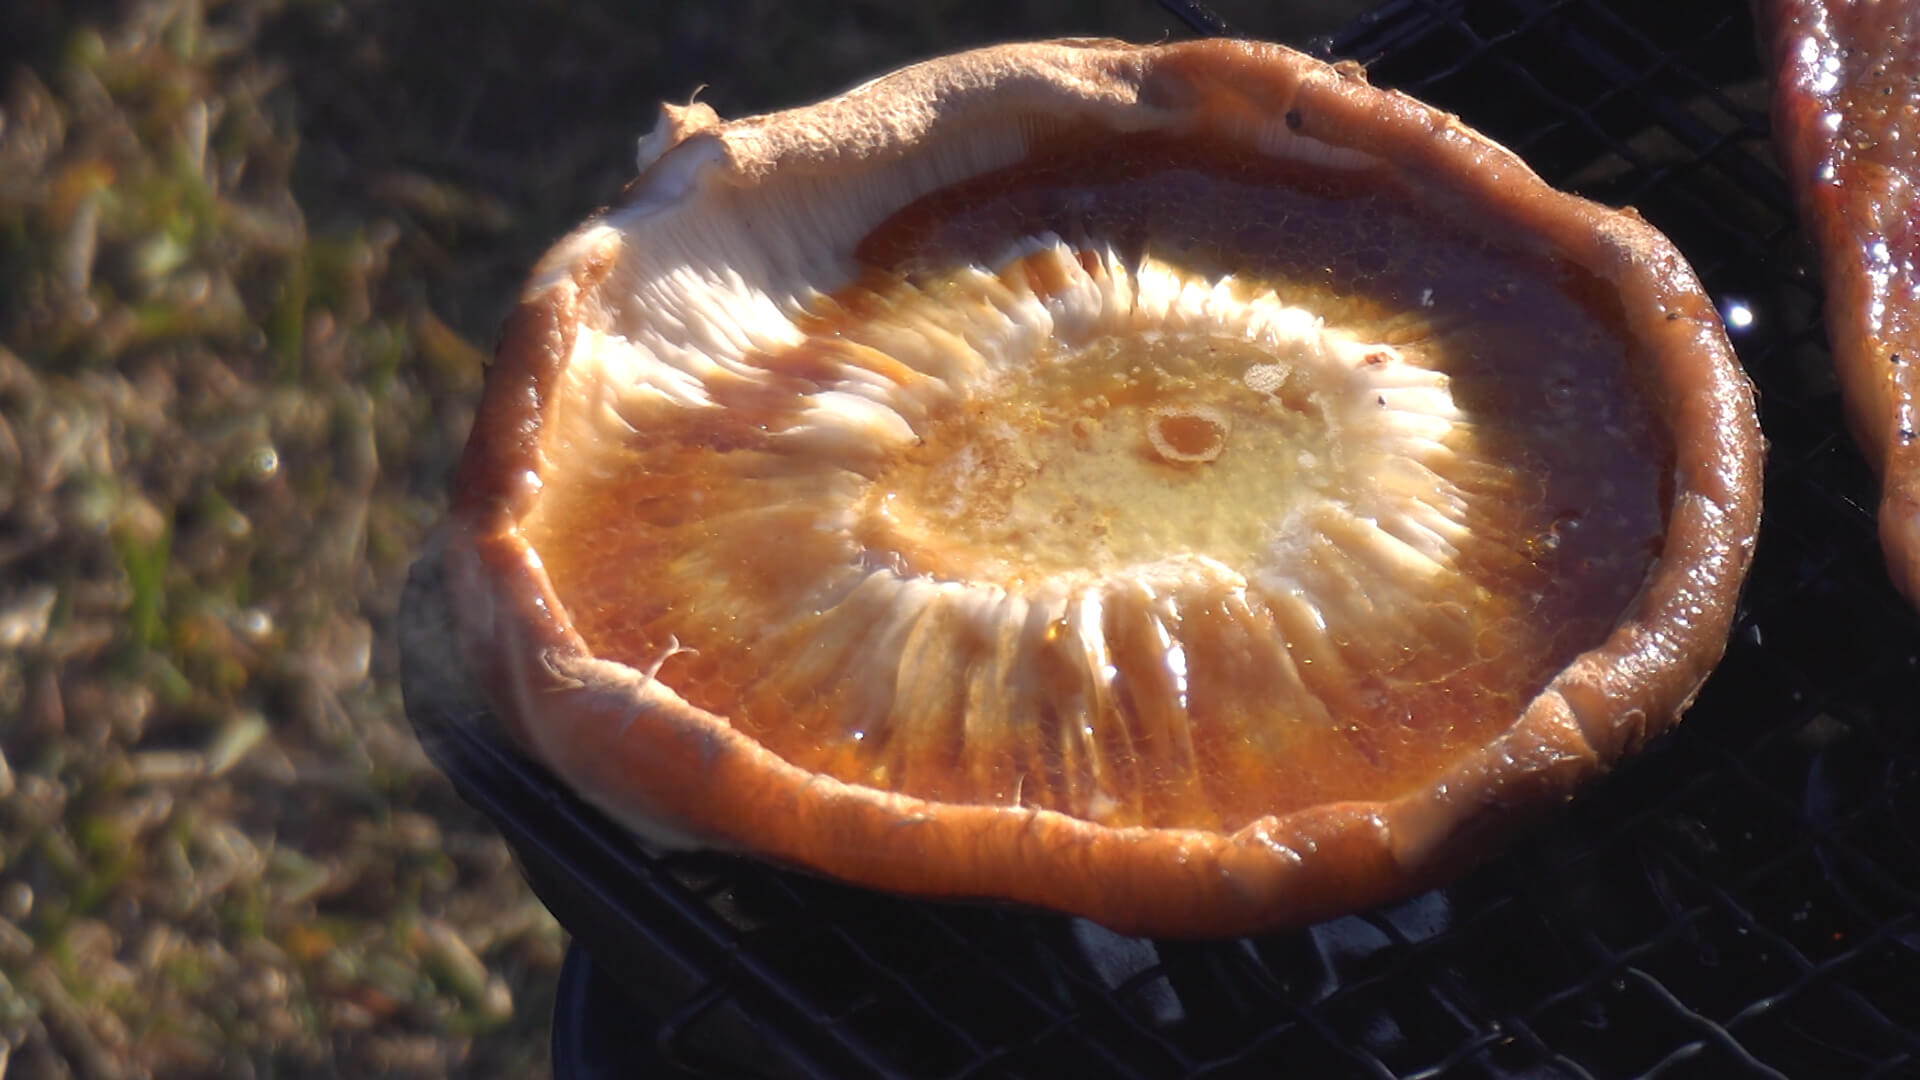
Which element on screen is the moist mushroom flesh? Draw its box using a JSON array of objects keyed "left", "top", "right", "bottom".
[
  {"left": 445, "top": 40, "right": 1762, "bottom": 937},
  {"left": 1764, "top": 0, "right": 1920, "bottom": 605}
]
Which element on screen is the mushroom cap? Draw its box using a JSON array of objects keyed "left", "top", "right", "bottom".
[{"left": 440, "top": 38, "right": 1763, "bottom": 938}]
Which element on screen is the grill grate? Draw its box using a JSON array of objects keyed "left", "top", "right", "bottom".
[{"left": 399, "top": 0, "right": 1920, "bottom": 1076}]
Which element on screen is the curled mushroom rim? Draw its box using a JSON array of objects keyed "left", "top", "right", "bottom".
[{"left": 440, "top": 38, "right": 1763, "bottom": 938}]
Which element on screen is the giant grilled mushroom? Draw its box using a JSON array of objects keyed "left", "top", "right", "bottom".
[{"left": 439, "top": 39, "right": 1763, "bottom": 938}]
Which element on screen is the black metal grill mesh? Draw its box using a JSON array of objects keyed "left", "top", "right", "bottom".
[{"left": 400, "top": 0, "right": 1920, "bottom": 1076}]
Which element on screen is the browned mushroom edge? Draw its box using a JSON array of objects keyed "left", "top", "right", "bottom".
[{"left": 433, "top": 38, "right": 1763, "bottom": 938}]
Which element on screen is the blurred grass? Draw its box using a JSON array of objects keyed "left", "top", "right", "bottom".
[{"left": 0, "top": 0, "right": 1369, "bottom": 1076}]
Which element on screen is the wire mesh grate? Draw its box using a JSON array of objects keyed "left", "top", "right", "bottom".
[{"left": 398, "top": 0, "right": 1920, "bottom": 1076}]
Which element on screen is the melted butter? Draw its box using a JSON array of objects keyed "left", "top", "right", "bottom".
[{"left": 856, "top": 334, "right": 1339, "bottom": 587}]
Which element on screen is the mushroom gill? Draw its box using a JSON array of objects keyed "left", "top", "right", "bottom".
[{"left": 442, "top": 39, "right": 1763, "bottom": 937}]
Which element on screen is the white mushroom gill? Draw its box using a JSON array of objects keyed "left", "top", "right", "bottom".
[
  {"left": 523, "top": 209, "right": 1664, "bottom": 830},
  {"left": 517, "top": 94, "right": 1672, "bottom": 833}
]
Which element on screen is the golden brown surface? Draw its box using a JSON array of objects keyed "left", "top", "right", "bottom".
[
  {"left": 446, "top": 39, "right": 1763, "bottom": 937},
  {"left": 1766, "top": 0, "right": 1920, "bottom": 603}
]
